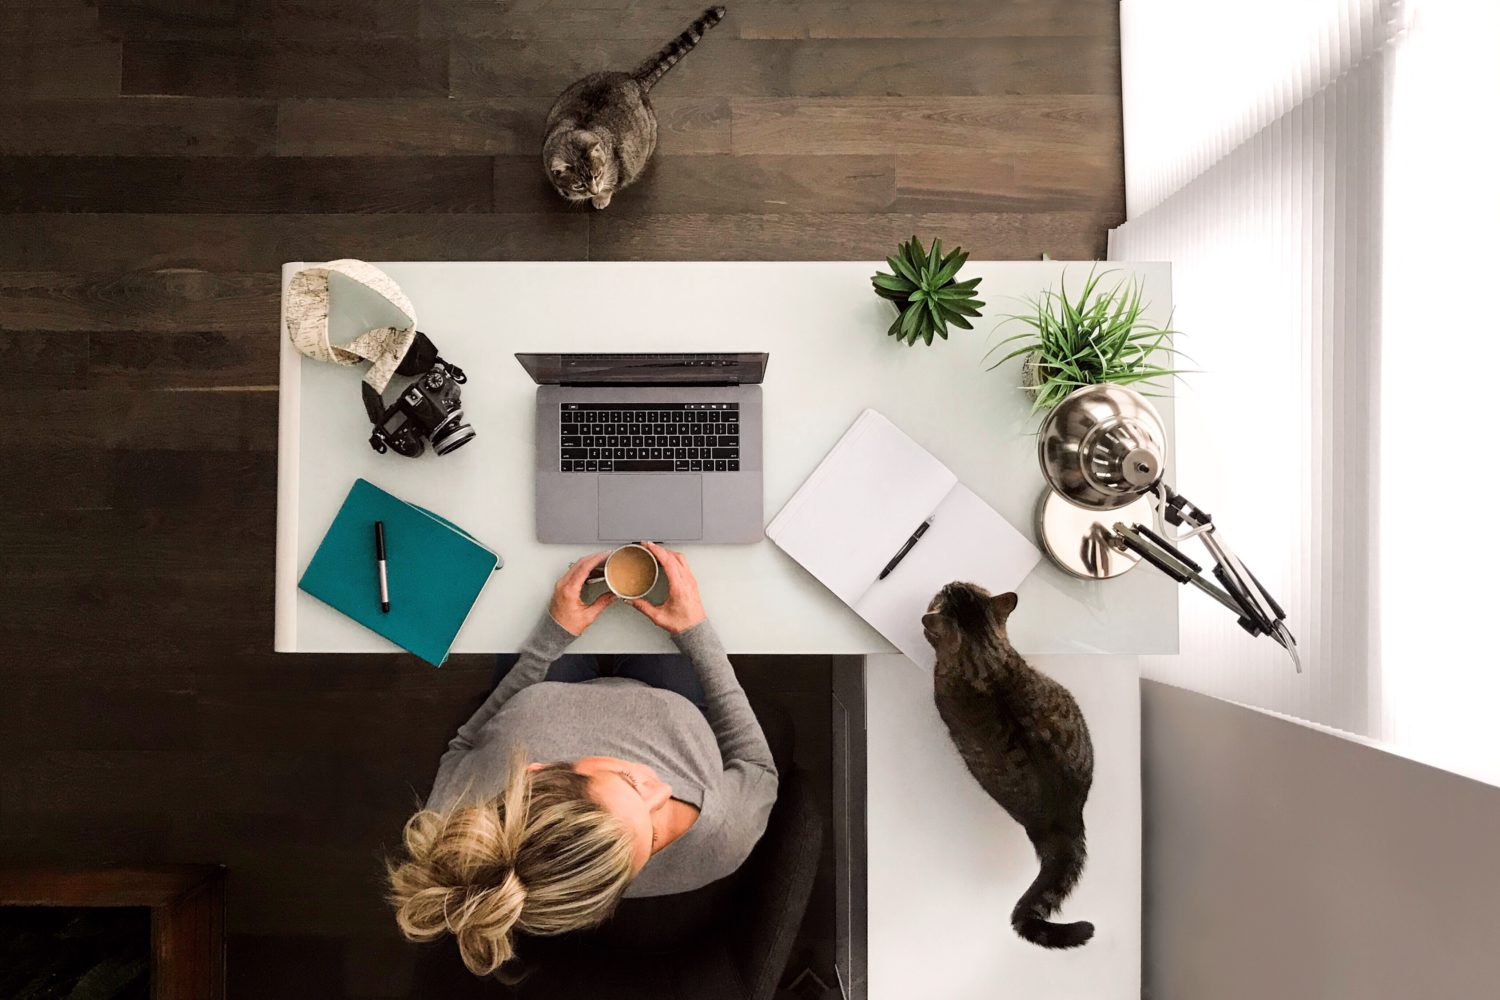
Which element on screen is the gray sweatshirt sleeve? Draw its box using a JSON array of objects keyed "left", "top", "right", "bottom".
[
  {"left": 427, "top": 612, "right": 575, "bottom": 809},
  {"left": 672, "top": 617, "right": 779, "bottom": 783}
]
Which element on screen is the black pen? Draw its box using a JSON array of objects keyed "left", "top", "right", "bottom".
[
  {"left": 878, "top": 517, "right": 933, "bottom": 580},
  {"left": 375, "top": 520, "right": 390, "bottom": 613}
]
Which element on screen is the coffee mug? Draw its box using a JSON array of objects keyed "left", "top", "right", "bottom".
[{"left": 587, "top": 543, "right": 660, "bottom": 600}]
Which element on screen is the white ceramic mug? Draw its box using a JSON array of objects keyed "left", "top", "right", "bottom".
[{"left": 587, "top": 543, "right": 660, "bottom": 600}]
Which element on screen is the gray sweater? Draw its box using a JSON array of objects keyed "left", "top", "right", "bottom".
[{"left": 427, "top": 613, "right": 778, "bottom": 898}]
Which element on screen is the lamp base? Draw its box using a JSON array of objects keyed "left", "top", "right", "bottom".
[{"left": 1035, "top": 489, "right": 1155, "bottom": 580}]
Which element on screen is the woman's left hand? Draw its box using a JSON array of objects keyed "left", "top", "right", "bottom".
[
  {"left": 627, "top": 541, "right": 707, "bottom": 635},
  {"left": 548, "top": 550, "right": 616, "bottom": 636}
]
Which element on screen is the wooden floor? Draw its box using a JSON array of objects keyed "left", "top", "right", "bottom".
[{"left": 0, "top": 1, "right": 1122, "bottom": 997}]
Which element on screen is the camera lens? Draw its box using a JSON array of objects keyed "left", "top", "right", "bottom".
[{"left": 430, "top": 409, "right": 476, "bottom": 455}]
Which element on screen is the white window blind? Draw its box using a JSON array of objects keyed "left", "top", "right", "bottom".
[
  {"left": 1110, "top": 0, "right": 1500, "bottom": 782},
  {"left": 1121, "top": 0, "right": 1407, "bottom": 216}
]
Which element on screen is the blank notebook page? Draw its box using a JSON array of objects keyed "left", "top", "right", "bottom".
[
  {"left": 768, "top": 410, "right": 956, "bottom": 603},
  {"left": 854, "top": 484, "right": 1041, "bottom": 670}
]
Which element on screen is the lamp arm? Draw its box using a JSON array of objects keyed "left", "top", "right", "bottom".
[
  {"left": 1123, "top": 484, "right": 1301, "bottom": 672},
  {"left": 1113, "top": 524, "right": 1246, "bottom": 618}
]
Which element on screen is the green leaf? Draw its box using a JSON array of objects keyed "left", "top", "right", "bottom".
[
  {"left": 1077, "top": 265, "right": 1112, "bottom": 309},
  {"left": 926, "top": 297, "right": 945, "bottom": 333},
  {"left": 930, "top": 297, "right": 968, "bottom": 329},
  {"left": 986, "top": 334, "right": 1037, "bottom": 360},
  {"left": 983, "top": 344, "right": 1037, "bottom": 370},
  {"left": 899, "top": 301, "right": 923, "bottom": 341},
  {"left": 872, "top": 272, "right": 916, "bottom": 292},
  {"left": 1056, "top": 272, "right": 1080, "bottom": 329},
  {"left": 890, "top": 253, "right": 921, "bottom": 286},
  {"left": 995, "top": 313, "right": 1043, "bottom": 334},
  {"left": 1109, "top": 368, "right": 1190, "bottom": 383},
  {"left": 903, "top": 236, "right": 926, "bottom": 275}
]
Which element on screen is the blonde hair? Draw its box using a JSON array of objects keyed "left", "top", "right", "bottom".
[{"left": 386, "top": 753, "right": 636, "bottom": 975}]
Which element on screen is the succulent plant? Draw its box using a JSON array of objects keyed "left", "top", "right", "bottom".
[
  {"left": 986, "top": 267, "right": 1185, "bottom": 413},
  {"left": 870, "top": 235, "right": 985, "bottom": 346}
]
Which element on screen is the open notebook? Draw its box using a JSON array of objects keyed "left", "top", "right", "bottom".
[{"left": 768, "top": 410, "right": 1041, "bottom": 669}]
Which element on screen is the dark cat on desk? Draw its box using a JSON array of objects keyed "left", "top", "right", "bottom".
[
  {"left": 542, "top": 7, "right": 726, "bottom": 209},
  {"left": 924, "top": 582, "right": 1096, "bottom": 949}
]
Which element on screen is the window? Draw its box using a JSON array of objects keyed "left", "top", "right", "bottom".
[{"left": 1110, "top": 0, "right": 1500, "bottom": 784}]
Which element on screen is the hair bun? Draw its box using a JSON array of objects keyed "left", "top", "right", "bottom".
[
  {"left": 451, "top": 869, "right": 527, "bottom": 969},
  {"left": 387, "top": 752, "right": 635, "bottom": 977}
]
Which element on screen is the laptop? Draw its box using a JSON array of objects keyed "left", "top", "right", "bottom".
[{"left": 516, "top": 352, "right": 768, "bottom": 543}]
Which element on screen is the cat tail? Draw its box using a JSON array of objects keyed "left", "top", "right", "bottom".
[
  {"left": 633, "top": 7, "right": 727, "bottom": 91},
  {"left": 1012, "top": 827, "right": 1094, "bottom": 949}
]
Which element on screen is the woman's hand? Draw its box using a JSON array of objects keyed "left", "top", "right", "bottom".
[
  {"left": 628, "top": 541, "right": 707, "bottom": 635},
  {"left": 548, "top": 550, "right": 615, "bottom": 636}
]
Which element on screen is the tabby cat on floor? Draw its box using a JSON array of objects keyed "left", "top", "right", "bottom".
[
  {"left": 542, "top": 7, "right": 727, "bottom": 209},
  {"left": 924, "top": 583, "right": 1096, "bottom": 949}
]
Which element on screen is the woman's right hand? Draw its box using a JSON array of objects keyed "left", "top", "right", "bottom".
[
  {"left": 548, "top": 550, "right": 615, "bottom": 636},
  {"left": 629, "top": 541, "right": 707, "bottom": 635}
]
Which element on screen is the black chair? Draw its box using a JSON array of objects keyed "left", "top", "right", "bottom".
[{"left": 413, "top": 706, "right": 824, "bottom": 1000}]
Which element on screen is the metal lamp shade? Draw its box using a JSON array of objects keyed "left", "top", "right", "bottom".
[
  {"left": 1035, "top": 383, "right": 1168, "bottom": 579},
  {"left": 1038, "top": 383, "right": 1168, "bottom": 510}
]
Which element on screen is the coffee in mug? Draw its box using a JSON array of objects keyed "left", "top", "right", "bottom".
[{"left": 600, "top": 543, "right": 659, "bottom": 599}]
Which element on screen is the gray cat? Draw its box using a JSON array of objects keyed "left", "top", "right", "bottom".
[
  {"left": 924, "top": 582, "right": 1096, "bottom": 949},
  {"left": 542, "top": 7, "right": 727, "bottom": 209}
]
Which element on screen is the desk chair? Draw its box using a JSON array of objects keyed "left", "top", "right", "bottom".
[{"left": 413, "top": 705, "right": 824, "bottom": 1000}]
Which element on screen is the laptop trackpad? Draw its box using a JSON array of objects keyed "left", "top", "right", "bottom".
[{"left": 598, "top": 475, "right": 703, "bottom": 541}]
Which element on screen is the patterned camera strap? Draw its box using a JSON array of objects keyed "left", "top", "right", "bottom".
[{"left": 284, "top": 259, "right": 418, "bottom": 393}]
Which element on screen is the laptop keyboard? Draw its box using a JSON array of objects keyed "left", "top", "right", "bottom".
[{"left": 560, "top": 402, "right": 740, "bottom": 473}]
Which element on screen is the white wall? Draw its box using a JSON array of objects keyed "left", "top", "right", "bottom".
[{"left": 1142, "top": 681, "right": 1500, "bottom": 1000}]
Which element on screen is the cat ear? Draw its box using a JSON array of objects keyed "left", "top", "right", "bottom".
[
  {"left": 586, "top": 141, "right": 608, "bottom": 174},
  {"left": 550, "top": 158, "right": 570, "bottom": 177},
  {"left": 990, "top": 592, "right": 1018, "bottom": 620},
  {"left": 922, "top": 612, "right": 961, "bottom": 656}
]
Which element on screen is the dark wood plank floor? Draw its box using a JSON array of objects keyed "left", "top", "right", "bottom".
[{"left": 0, "top": 1, "right": 1123, "bottom": 997}]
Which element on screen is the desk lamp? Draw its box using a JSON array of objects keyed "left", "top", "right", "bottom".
[{"left": 1035, "top": 383, "right": 1300, "bottom": 670}]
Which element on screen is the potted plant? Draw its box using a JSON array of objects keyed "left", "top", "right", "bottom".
[
  {"left": 987, "top": 268, "right": 1183, "bottom": 413},
  {"left": 870, "top": 236, "right": 985, "bottom": 346}
]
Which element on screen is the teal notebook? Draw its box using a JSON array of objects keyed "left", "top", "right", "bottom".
[{"left": 299, "top": 479, "right": 501, "bottom": 666}]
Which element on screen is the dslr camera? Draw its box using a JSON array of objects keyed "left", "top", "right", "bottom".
[{"left": 361, "top": 331, "right": 476, "bottom": 458}]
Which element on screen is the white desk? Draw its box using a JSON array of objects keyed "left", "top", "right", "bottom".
[
  {"left": 275, "top": 261, "right": 1177, "bottom": 657},
  {"left": 274, "top": 260, "right": 1162, "bottom": 998}
]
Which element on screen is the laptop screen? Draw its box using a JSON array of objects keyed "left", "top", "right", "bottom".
[{"left": 514, "top": 352, "right": 769, "bottom": 386}]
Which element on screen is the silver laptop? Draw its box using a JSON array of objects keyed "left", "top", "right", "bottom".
[{"left": 516, "top": 352, "right": 767, "bottom": 544}]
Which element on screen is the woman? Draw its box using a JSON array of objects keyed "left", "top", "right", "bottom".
[{"left": 386, "top": 542, "right": 777, "bottom": 976}]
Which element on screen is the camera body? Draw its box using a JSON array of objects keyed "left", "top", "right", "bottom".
[{"left": 361, "top": 331, "right": 476, "bottom": 458}]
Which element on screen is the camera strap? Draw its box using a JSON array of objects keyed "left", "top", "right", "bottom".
[{"left": 284, "top": 259, "right": 419, "bottom": 393}]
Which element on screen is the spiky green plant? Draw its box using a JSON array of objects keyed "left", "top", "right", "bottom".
[
  {"left": 986, "top": 268, "right": 1185, "bottom": 413},
  {"left": 870, "top": 236, "right": 985, "bottom": 346}
]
